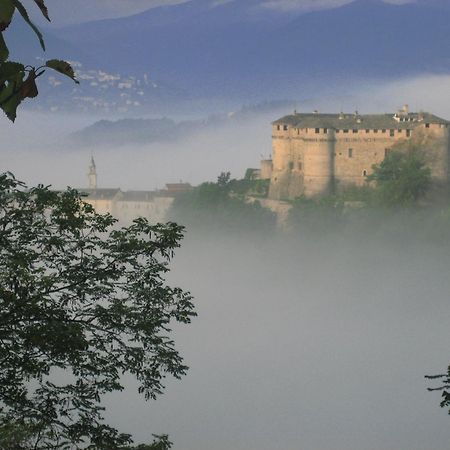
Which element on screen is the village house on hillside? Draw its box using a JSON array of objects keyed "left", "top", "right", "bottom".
[{"left": 256, "top": 106, "right": 450, "bottom": 200}]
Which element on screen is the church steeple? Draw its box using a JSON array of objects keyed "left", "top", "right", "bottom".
[{"left": 88, "top": 156, "right": 97, "bottom": 189}]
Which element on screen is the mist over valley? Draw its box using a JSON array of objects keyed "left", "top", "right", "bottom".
[{"left": 2, "top": 0, "right": 450, "bottom": 449}]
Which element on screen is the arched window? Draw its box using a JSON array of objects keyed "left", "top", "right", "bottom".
[{"left": 363, "top": 170, "right": 367, "bottom": 177}]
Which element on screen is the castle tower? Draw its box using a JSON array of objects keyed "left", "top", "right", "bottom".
[
  {"left": 88, "top": 156, "right": 97, "bottom": 189},
  {"left": 303, "top": 128, "right": 335, "bottom": 197}
]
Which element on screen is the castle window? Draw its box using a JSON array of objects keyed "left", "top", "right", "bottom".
[
  {"left": 398, "top": 129, "right": 402, "bottom": 133},
  {"left": 277, "top": 125, "right": 280, "bottom": 131},
  {"left": 288, "top": 161, "right": 294, "bottom": 170},
  {"left": 406, "top": 129, "right": 411, "bottom": 137},
  {"left": 336, "top": 129, "right": 340, "bottom": 133},
  {"left": 363, "top": 170, "right": 367, "bottom": 177},
  {"left": 343, "top": 129, "right": 349, "bottom": 133},
  {"left": 382, "top": 129, "right": 386, "bottom": 133},
  {"left": 323, "top": 128, "right": 328, "bottom": 134},
  {"left": 315, "top": 128, "right": 320, "bottom": 134},
  {"left": 390, "top": 130, "right": 395, "bottom": 137},
  {"left": 283, "top": 125, "right": 288, "bottom": 131},
  {"left": 426, "top": 123, "right": 430, "bottom": 128},
  {"left": 348, "top": 148, "right": 353, "bottom": 158},
  {"left": 374, "top": 129, "right": 378, "bottom": 133},
  {"left": 297, "top": 129, "right": 300, "bottom": 135},
  {"left": 366, "top": 129, "right": 370, "bottom": 133},
  {"left": 353, "top": 129, "right": 358, "bottom": 133}
]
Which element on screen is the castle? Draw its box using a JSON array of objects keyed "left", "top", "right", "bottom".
[{"left": 259, "top": 106, "right": 450, "bottom": 200}]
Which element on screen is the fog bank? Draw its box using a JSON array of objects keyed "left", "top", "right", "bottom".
[{"left": 104, "top": 233, "right": 450, "bottom": 450}]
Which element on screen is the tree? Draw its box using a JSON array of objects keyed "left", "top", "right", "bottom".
[
  {"left": 169, "top": 173, "right": 276, "bottom": 233},
  {"left": 0, "top": 0, "right": 78, "bottom": 121},
  {"left": 368, "top": 149, "right": 431, "bottom": 207},
  {"left": 426, "top": 368, "right": 450, "bottom": 415},
  {"left": 0, "top": 173, "right": 195, "bottom": 449}
]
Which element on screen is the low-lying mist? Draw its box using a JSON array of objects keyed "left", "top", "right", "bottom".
[{"left": 103, "top": 229, "right": 450, "bottom": 450}]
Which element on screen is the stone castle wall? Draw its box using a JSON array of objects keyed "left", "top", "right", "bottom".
[{"left": 267, "top": 120, "right": 450, "bottom": 200}]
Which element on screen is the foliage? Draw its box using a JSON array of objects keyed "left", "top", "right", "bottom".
[
  {"left": 287, "top": 195, "right": 344, "bottom": 234},
  {"left": 0, "top": 421, "right": 36, "bottom": 449},
  {"left": 0, "top": 173, "right": 195, "bottom": 449},
  {"left": 426, "top": 368, "right": 450, "bottom": 415},
  {"left": 337, "top": 183, "right": 375, "bottom": 204},
  {"left": 124, "top": 434, "right": 172, "bottom": 450},
  {"left": 0, "top": 0, "right": 78, "bottom": 121},
  {"left": 228, "top": 178, "right": 270, "bottom": 197},
  {"left": 368, "top": 149, "right": 431, "bottom": 207},
  {"left": 217, "top": 171, "right": 231, "bottom": 187},
  {"left": 169, "top": 172, "right": 276, "bottom": 233}
]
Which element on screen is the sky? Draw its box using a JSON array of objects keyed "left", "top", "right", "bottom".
[{"left": 32, "top": 0, "right": 418, "bottom": 25}]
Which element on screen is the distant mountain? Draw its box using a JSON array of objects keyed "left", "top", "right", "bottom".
[
  {"left": 49, "top": 0, "right": 450, "bottom": 102},
  {"left": 69, "top": 99, "right": 296, "bottom": 147},
  {"left": 8, "top": 0, "right": 450, "bottom": 111}
]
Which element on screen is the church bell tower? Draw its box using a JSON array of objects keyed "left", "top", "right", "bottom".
[{"left": 88, "top": 156, "right": 97, "bottom": 189}]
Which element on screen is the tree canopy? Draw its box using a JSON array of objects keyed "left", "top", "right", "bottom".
[
  {"left": 368, "top": 148, "right": 431, "bottom": 207},
  {"left": 0, "top": 0, "right": 78, "bottom": 121},
  {"left": 426, "top": 369, "right": 450, "bottom": 415},
  {"left": 0, "top": 173, "right": 195, "bottom": 448},
  {"left": 169, "top": 172, "right": 275, "bottom": 233}
]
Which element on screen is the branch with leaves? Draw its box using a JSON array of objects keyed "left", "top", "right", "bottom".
[
  {"left": 0, "top": 0, "right": 79, "bottom": 121},
  {"left": 426, "top": 367, "right": 450, "bottom": 414},
  {"left": 0, "top": 173, "right": 196, "bottom": 448}
]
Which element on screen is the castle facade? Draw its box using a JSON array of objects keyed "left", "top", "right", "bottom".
[{"left": 262, "top": 107, "right": 450, "bottom": 200}]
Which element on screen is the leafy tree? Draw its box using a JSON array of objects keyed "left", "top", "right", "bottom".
[
  {"left": 124, "top": 434, "right": 172, "bottom": 450},
  {"left": 287, "top": 195, "right": 344, "bottom": 234},
  {"left": 217, "top": 171, "right": 231, "bottom": 187},
  {"left": 426, "top": 368, "right": 450, "bottom": 415},
  {"left": 169, "top": 173, "right": 276, "bottom": 233},
  {"left": 368, "top": 149, "right": 431, "bottom": 207},
  {"left": 0, "top": 0, "right": 78, "bottom": 121},
  {"left": 0, "top": 173, "right": 195, "bottom": 449}
]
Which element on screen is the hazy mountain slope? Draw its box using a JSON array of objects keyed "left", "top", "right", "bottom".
[
  {"left": 69, "top": 100, "right": 296, "bottom": 148},
  {"left": 49, "top": 0, "right": 450, "bottom": 101}
]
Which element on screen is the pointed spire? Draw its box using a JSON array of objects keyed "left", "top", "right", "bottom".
[{"left": 88, "top": 155, "right": 97, "bottom": 189}]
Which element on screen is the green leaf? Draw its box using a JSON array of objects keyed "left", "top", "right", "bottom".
[
  {"left": 0, "top": 61, "right": 24, "bottom": 82},
  {"left": 0, "top": 33, "right": 9, "bottom": 62},
  {"left": 32, "top": 0, "right": 50, "bottom": 21},
  {"left": 10, "top": 0, "right": 45, "bottom": 51},
  {"left": 0, "top": 62, "right": 25, "bottom": 121},
  {"left": 0, "top": 0, "right": 15, "bottom": 31},
  {"left": 45, "top": 59, "right": 79, "bottom": 84},
  {"left": 1, "top": 90, "right": 21, "bottom": 121},
  {"left": 0, "top": 82, "right": 22, "bottom": 121},
  {"left": 0, "top": 61, "right": 24, "bottom": 76}
]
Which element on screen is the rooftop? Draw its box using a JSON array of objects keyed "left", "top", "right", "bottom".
[{"left": 273, "top": 111, "right": 449, "bottom": 130}]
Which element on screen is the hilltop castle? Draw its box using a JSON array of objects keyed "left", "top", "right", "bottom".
[{"left": 259, "top": 107, "right": 450, "bottom": 200}]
